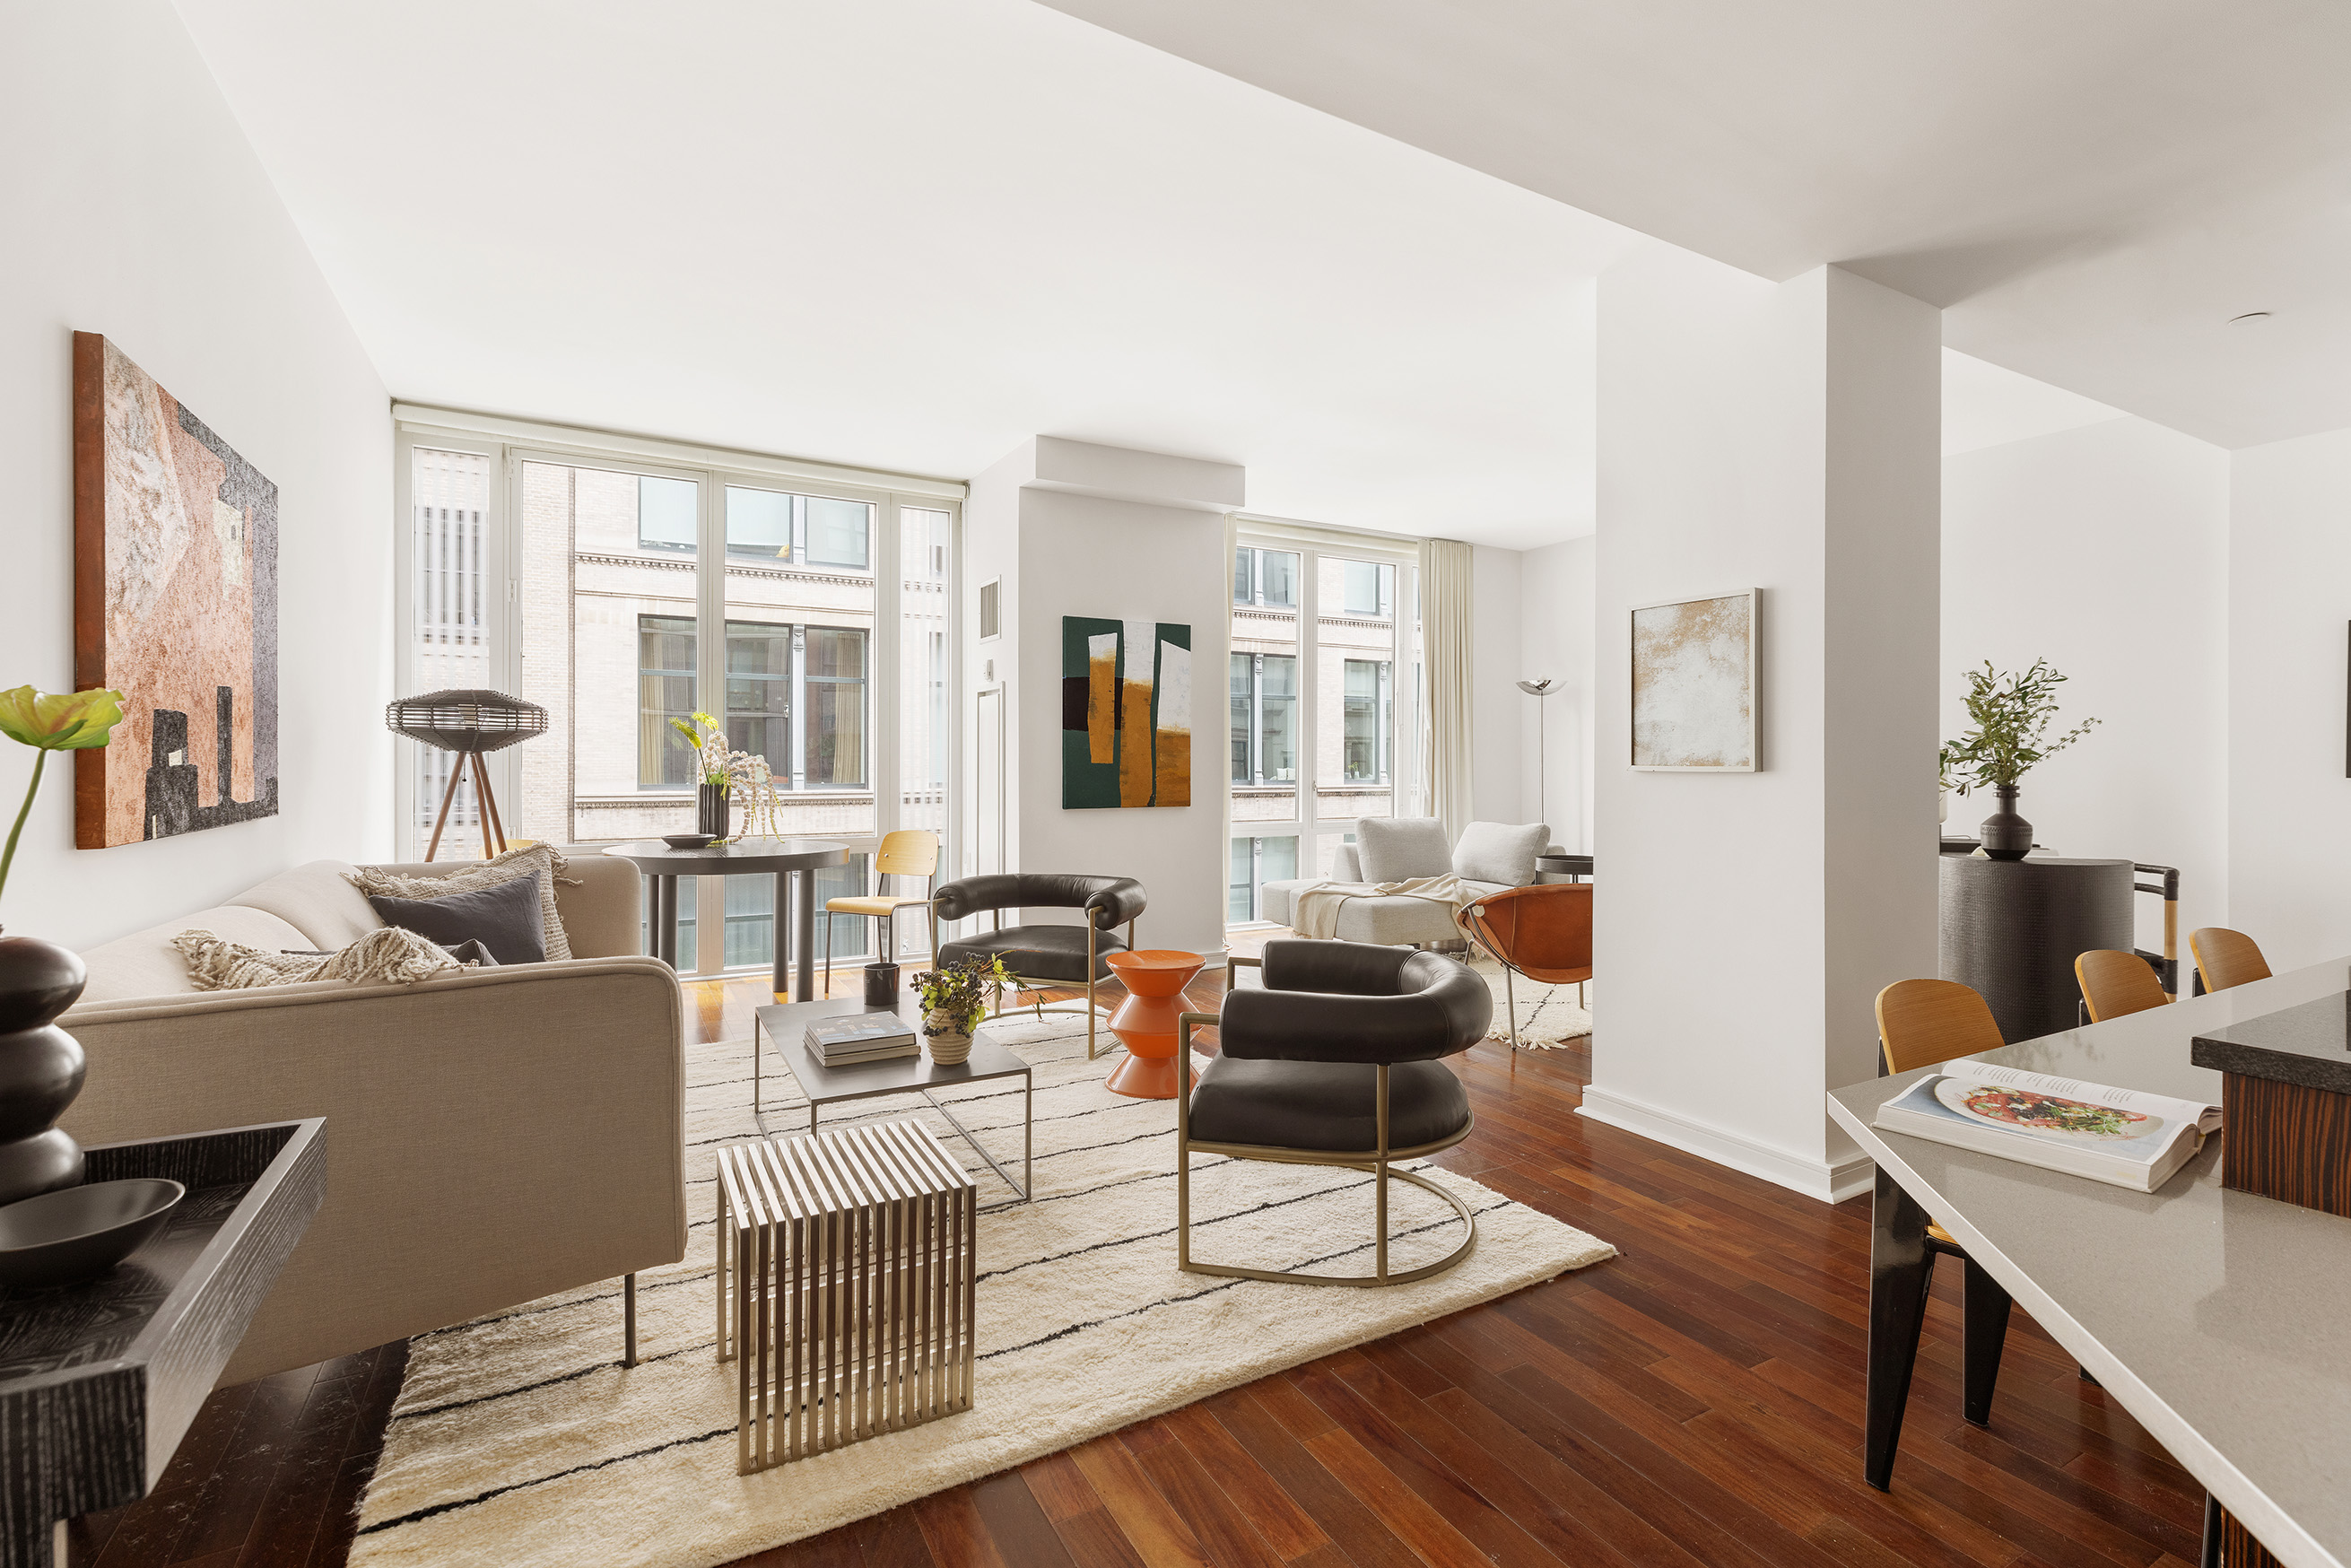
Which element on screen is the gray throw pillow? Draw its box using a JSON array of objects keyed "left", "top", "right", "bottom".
[
  {"left": 368, "top": 875, "right": 548, "bottom": 965},
  {"left": 1451, "top": 821, "right": 1551, "bottom": 886},
  {"left": 1354, "top": 817, "right": 1454, "bottom": 884}
]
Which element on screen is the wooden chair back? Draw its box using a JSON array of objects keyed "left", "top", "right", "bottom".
[
  {"left": 2074, "top": 949, "right": 2168, "bottom": 1023},
  {"left": 1459, "top": 884, "right": 1592, "bottom": 985},
  {"left": 1875, "top": 979, "right": 2003, "bottom": 1075},
  {"left": 2190, "top": 928, "right": 2270, "bottom": 994},
  {"left": 874, "top": 829, "right": 940, "bottom": 883}
]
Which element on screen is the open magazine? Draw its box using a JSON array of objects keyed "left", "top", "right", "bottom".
[{"left": 1875, "top": 1058, "right": 2222, "bottom": 1193}]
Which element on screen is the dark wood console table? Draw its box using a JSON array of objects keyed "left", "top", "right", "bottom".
[{"left": 0, "top": 1119, "right": 325, "bottom": 1568}]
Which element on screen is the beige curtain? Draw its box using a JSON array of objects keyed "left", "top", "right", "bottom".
[{"left": 1419, "top": 537, "right": 1475, "bottom": 843}]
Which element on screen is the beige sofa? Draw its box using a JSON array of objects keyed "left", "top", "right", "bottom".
[{"left": 58, "top": 849, "right": 684, "bottom": 1385}]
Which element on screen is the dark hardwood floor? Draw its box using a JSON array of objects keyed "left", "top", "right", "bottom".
[{"left": 72, "top": 948, "right": 2207, "bottom": 1568}]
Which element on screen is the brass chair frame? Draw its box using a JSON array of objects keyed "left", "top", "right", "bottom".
[
  {"left": 1170, "top": 954, "right": 1478, "bottom": 1288},
  {"left": 977, "top": 908, "right": 1138, "bottom": 1060},
  {"left": 819, "top": 830, "right": 940, "bottom": 997}
]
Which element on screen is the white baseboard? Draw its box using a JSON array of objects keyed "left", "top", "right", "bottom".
[{"left": 1578, "top": 1085, "right": 1876, "bottom": 1205}]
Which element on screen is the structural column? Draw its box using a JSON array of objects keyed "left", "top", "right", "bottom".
[{"left": 1581, "top": 246, "right": 1941, "bottom": 1201}]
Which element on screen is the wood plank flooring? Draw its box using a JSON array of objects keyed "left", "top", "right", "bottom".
[{"left": 70, "top": 949, "right": 2207, "bottom": 1568}]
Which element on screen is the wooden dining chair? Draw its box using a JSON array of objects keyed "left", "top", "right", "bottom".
[
  {"left": 2189, "top": 928, "right": 2270, "bottom": 995},
  {"left": 821, "top": 829, "right": 939, "bottom": 996},
  {"left": 1872, "top": 979, "right": 2018, "bottom": 1438},
  {"left": 2075, "top": 949, "right": 2170, "bottom": 1023}
]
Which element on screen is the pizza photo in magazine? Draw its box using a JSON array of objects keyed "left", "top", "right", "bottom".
[{"left": 1875, "top": 1058, "right": 2222, "bottom": 1193}]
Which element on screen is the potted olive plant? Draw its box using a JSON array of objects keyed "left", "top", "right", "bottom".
[
  {"left": 1941, "top": 659, "right": 2099, "bottom": 861},
  {"left": 0, "top": 684, "right": 124, "bottom": 1205},
  {"left": 911, "top": 954, "right": 1011, "bottom": 1066}
]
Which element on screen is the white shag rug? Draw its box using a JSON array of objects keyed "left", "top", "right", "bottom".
[
  {"left": 350, "top": 1010, "right": 1615, "bottom": 1568},
  {"left": 1465, "top": 954, "right": 1592, "bottom": 1049}
]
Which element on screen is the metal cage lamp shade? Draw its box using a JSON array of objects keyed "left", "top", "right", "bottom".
[{"left": 386, "top": 689, "right": 549, "bottom": 860}]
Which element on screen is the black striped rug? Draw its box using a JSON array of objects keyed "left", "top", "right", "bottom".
[{"left": 350, "top": 1012, "right": 1614, "bottom": 1568}]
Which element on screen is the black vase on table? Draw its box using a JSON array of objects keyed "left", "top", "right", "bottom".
[
  {"left": 696, "top": 782, "right": 730, "bottom": 839},
  {"left": 1977, "top": 784, "right": 2033, "bottom": 862},
  {"left": 0, "top": 933, "right": 89, "bottom": 1206}
]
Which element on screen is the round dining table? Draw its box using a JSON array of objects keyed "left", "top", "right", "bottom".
[{"left": 604, "top": 838, "right": 849, "bottom": 1001}]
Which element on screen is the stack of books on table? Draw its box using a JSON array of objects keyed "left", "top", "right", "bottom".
[{"left": 805, "top": 1013, "right": 920, "bottom": 1067}]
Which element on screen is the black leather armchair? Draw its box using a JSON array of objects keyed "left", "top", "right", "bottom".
[
  {"left": 933, "top": 873, "right": 1147, "bottom": 1058},
  {"left": 1175, "top": 939, "right": 1491, "bottom": 1287}
]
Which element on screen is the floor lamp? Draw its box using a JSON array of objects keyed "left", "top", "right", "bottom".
[
  {"left": 1517, "top": 678, "right": 1558, "bottom": 842},
  {"left": 387, "top": 689, "right": 550, "bottom": 859}
]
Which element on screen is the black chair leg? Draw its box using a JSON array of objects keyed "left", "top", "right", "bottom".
[
  {"left": 1865, "top": 1168, "right": 1934, "bottom": 1491},
  {"left": 2200, "top": 1493, "right": 2222, "bottom": 1568},
  {"left": 1961, "top": 1255, "right": 2012, "bottom": 1427}
]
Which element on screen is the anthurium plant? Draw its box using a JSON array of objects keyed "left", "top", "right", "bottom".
[
  {"left": 0, "top": 685, "right": 126, "bottom": 910},
  {"left": 1941, "top": 659, "right": 2098, "bottom": 796},
  {"left": 912, "top": 954, "right": 1011, "bottom": 1036}
]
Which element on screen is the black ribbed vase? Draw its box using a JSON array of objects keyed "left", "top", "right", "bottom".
[
  {"left": 1977, "top": 784, "right": 2033, "bottom": 862},
  {"left": 696, "top": 783, "right": 730, "bottom": 838},
  {"left": 0, "top": 933, "right": 89, "bottom": 1207}
]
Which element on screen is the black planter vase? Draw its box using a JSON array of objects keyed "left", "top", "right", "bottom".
[
  {"left": 696, "top": 782, "right": 730, "bottom": 838},
  {"left": 1977, "top": 784, "right": 2033, "bottom": 862},
  {"left": 0, "top": 934, "right": 89, "bottom": 1207}
]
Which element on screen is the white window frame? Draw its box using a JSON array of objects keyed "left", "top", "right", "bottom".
[
  {"left": 1227, "top": 522, "right": 1420, "bottom": 913},
  {"left": 392, "top": 407, "right": 964, "bottom": 978}
]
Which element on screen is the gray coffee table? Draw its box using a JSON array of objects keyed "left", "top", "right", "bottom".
[
  {"left": 605, "top": 837, "right": 848, "bottom": 1001},
  {"left": 754, "top": 998, "right": 1033, "bottom": 1207}
]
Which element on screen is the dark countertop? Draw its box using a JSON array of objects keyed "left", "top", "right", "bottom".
[{"left": 2192, "top": 991, "right": 2351, "bottom": 1093}]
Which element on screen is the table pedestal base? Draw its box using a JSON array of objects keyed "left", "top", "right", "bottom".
[
  {"left": 1101, "top": 951, "right": 1205, "bottom": 1101},
  {"left": 1104, "top": 1050, "right": 1194, "bottom": 1100}
]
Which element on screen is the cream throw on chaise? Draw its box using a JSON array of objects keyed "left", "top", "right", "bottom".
[{"left": 1264, "top": 817, "right": 1547, "bottom": 947}]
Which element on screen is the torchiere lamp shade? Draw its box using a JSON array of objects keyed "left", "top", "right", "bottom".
[{"left": 386, "top": 690, "right": 548, "bottom": 859}]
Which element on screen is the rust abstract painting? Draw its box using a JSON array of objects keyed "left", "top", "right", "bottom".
[
  {"left": 1061, "top": 616, "right": 1191, "bottom": 808},
  {"left": 73, "top": 333, "right": 279, "bottom": 847}
]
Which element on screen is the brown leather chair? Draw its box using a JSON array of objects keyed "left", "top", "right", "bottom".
[
  {"left": 2190, "top": 928, "right": 2270, "bottom": 994},
  {"left": 2075, "top": 949, "right": 2168, "bottom": 1023},
  {"left": 1458, "top": 883, "right": 1592, "bottom": 1050}
]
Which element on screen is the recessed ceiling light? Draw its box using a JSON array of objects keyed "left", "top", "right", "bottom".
[{"left": 2228, "top": 311, "right": 2273, "bottom": 325}]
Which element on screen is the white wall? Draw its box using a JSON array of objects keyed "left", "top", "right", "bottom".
[
  {"left": 0, "top": 0, "right": 392, "bottom": 950},
  {"left": 2228, "top": 427, "right": 2351, "bottom": 969},
  {"left": 1943, "top": 418, "right": 2230, "bottom": 963},
  {"left": 1468, "top": 544, "right": 1525, "bottom": 827},
  {"left": 962, "top": 439, "right": 1240, "bottom": 954},
  {"left": 1519, "top": 536, "right": 1595, "bottom": 852},
  {"left": 1586, "top": 248, "right": 1939, "bottom": 1202}
]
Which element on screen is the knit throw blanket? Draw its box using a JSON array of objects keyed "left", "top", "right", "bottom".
[
  {"left": 1291, "top": 873, "right": 1478, "bottom": 940},
  {"left": 175, "top": 926, "right": 474, "bottom": 990}
]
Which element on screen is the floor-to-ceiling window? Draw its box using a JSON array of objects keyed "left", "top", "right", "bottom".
[
  {"left": 1227, "top": 529, "right": 1419, "bottom": 923},
  {"left": 395, "top": 416, "right": 960, "bottom": 978}
]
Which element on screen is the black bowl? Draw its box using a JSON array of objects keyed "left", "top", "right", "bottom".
[
  {"left": 662, "top": 832, "right": 718, "bottom": 850},
  {"left": 0, "top": 1178, "right": 185, "bottom": 1289}
]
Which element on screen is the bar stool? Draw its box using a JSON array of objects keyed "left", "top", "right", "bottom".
[{"left": 821, "top": 830, "right": 939, "bottom": 996}]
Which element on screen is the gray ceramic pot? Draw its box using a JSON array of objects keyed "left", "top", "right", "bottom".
[{"left": 1977, "top": 784, "right": 2034, "bottom": 862}]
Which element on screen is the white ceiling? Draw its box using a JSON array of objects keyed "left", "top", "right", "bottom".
[
  {"left": 1941, "top": 351, "right": 2127, "bottom": 458},
  {"left": 1038, "top": 0, "right": 2351, "bottom": 450},
  {"left": 170, "top": 0, "right": 1637, "bottom": 549}
]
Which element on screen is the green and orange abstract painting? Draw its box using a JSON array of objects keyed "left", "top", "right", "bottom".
[{"left": 1062, "top": 616, "right": 1190, "bottom": 808}]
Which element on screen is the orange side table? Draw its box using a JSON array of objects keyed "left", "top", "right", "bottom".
[{"left": 1101, "top": 949, "right": 1206, "bottom": 1099}]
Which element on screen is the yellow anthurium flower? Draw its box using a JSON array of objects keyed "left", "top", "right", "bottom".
[{"left": 0, "top": 685, "right": 126, "bottom": 751}]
